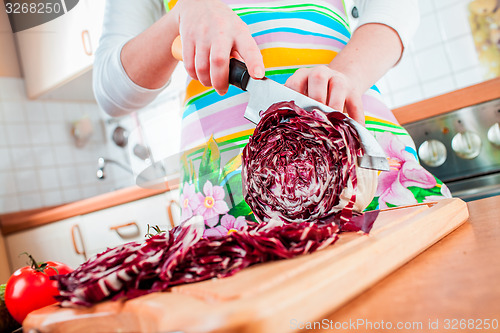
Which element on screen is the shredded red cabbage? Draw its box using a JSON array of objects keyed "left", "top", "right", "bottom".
[{"left": 53, "top": 221, "right": 339, "bottom": 307}]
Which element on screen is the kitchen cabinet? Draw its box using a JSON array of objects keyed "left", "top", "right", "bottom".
[
  {"left": 14, "top": 0, "right": 105, "bottom": 101},
  {"left": 4, "top": 191, "right": 180, "bottom": 271},
  {"left": 77, "top": 190, "right": 179, "bottom": 259},
  {"left": 0, "top": 232, "right": 12, "bottom": 282},
  {"left": 0, "top": 4, "right": 21, "bottom": 77},
  {"left": 5, "top": 216, "right": 86, "bottom": 271}
]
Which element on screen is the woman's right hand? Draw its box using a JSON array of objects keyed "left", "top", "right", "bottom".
[{"left": 170, "top": 0, "right": 265, "bottom": 95}]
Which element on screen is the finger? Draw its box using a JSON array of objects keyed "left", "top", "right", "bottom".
[
  {"left": 230, "top": 50, "right": 243, "bottom": 62},
  {"left": 285, "top": 68, "right": 309, "bottom": 95},
  {"left": 327, "top": 77, "right": 347, "bottom": 112},
  {"left": 195, "top": 44, "right": 212, "bottom": 87},
  {"left": 307, "top": 68, "right": 330, "bottom": 104},
  {"left": 234, "top": 36, "right": 265, "bottom": 79},
  {"left": 210, "top": 41, "right": 232, "bottom": 95},
  {"left": 345, "top": 96, "right": 365, "bottom": 126},
  {"left": 182, "top": 37, "right": 198, "bottom": 81}
]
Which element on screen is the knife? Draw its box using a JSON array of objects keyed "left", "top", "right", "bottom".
[{"left": 171, "top": 37, "right": 389, "bottom": 171}]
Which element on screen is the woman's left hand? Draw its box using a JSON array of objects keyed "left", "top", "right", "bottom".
[{"left": 285, "top": 65, "right": 365, "bottom": 125}]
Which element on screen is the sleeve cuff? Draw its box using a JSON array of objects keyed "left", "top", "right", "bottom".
[
  {"left": 94, "top": 40, "right": 171, "bottom": 117},
  {"left": 355, "top": 0, "right": 420, "bottom": 52}
]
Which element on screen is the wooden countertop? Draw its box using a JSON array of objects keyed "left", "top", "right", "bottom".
[
  {"left": 315, "top": 195, "right": 500, "bottom": 332},
  {"left": 0, "top": 181, "right": 179, "bottom": 236},
  {"left": 393, "top": 77, "right": 500, "bottom": 124}
]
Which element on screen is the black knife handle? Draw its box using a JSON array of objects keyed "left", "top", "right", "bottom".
[{"left": 229, "top": 58, "right": 250, "bottom": 91}]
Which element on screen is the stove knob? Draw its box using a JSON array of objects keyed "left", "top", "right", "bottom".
[
  {"left": 487, "top": 123, "right": 500, "bottom": 147},
  {"left": 451, "top": 131, "right": 482, "bottom": 159},
  {"left": 418, "top": 140, "right": 447, "bottom": 167}
]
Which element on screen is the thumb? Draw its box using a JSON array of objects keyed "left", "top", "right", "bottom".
[{"left": 345, "top": 96, "right": 365, "bottom": 126}]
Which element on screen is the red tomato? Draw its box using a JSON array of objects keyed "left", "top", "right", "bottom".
[{"left": 4, "top": 254, "right": 73, "bottom": 324}]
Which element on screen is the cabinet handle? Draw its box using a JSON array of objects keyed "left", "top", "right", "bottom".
[
  {"left": 167, "top": 200, "right": 180, "bottom": 229},
  {"left": 81, "top": 29, "right": 92, "bottom": 56},
  {"left": 71, "top": 224, "right": 87, "bottom": 260},
  {"left": 110, "top": 221, "right": 140, "bottom": 239}
]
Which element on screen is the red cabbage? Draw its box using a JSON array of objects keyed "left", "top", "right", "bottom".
[
  {"left": 53, "top": 221, "right": 339, "bottom": 307},
  {"left": 242, "top": 101, "right": 362, "bottom": 225}
]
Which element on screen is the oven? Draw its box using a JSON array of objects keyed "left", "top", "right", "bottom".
[{"left": 403, "top": 98, "right": 500, "bottom": 202}]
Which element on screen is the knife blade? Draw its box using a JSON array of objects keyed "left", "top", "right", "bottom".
[{"left": 228, "top": 58, "right": 390, "bottom": 171}]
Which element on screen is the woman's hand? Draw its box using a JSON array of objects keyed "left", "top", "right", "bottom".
[
  {"left": 285, "top": 23, "right": 405, "bottom": 126},
  {"left": 171, "top": 0, "right": 265, "bottom": 95},
  {"left": 284, "top": 65, "right": 365, "bottom": 125}
]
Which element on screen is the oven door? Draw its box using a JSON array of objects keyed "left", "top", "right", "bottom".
[{"left": 446, "top": 173, "right": 500, "bottom": 202}]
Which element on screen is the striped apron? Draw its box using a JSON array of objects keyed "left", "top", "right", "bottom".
[{"left": 164, "top": 0, "right": 450, "bottom": 233}]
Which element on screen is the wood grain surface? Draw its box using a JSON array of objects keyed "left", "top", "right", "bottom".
[
  {"left": 23, "top": 198, "right": 470, "bottom": 333},
  {"left": 313, "top": 195, "right": 500, "bottom": 333}
]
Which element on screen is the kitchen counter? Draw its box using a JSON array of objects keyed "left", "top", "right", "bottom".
[
  {"left": 0, "top": 181, "right": 178, "bottom": 236},
  {"left": 392, "top": 77, "right": 500, "bottom": 125},
  {"left": 314, "top": 195, "right": 500, "bottom": 332}
]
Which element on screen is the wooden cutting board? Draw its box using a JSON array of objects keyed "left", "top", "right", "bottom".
[{"left": 24, "top": 198, "right": 469, "bottom": 333}]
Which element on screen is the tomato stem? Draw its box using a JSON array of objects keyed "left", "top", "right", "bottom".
[{"left": 20, "top": 252, "right": 59, "bottom": 274}]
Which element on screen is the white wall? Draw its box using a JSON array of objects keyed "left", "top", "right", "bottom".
[
  {"left": 0, "top": 65, "right": 185, "bottom": 215},
  {"left": 0, "top": 77, "right": 135, "bottom": 213},
  {"left": 376, "top": 0, "right": 491, "bottom": 108}
]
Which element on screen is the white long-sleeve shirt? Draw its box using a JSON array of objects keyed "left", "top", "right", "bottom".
[{"left": 93, "top": 0, "right": 420, "bottom": 116}]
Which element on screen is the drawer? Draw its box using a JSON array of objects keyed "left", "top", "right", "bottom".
[
  {"left": 5, "top": 192, "right": 181, "bottom": 271},
  {"left": 6, "top": 216, "right": 86, "bottom": 271},
  {"left": 78, "top": 193, "right": 173, "bottom": 258}
]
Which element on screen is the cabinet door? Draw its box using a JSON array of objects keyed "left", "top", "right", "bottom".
[
  {"left": 165, "top": 188, "right": 181, "bottom": 227},
  {"left": 78, "top": 194, "right": 171, "bottom": 258},
  {"left": 0, "top": 232, "right": 12, "bottom": 281},
  {"left": 5, "top": 216, "right": 86, "bottom": 271},
  {"left": 4, "top": 192, "right": 179, "bottom": 271},
  {"left": 15, "top": 0, "right": 104, "bottom": 99}
]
